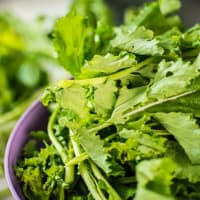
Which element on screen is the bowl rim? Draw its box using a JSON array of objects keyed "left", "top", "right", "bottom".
[{"left": 4, "top": 100, "right": 46, "bottom": 200}]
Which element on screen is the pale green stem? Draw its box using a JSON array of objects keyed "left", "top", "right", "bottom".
[
  {"left": 69, "top": 129, "right": 107, "bottom": 200},
  {"left": 58, "top": 57, "right": 155, "bottom": 87},
  {"left": 48, "top": 106, "right": 75, "bottom": 186},
  {"left": 89, "top": 161, "right": 122, "bottom": 200},
  {"left": 66, "top": 152, "right": 89, "bottom": 166}
]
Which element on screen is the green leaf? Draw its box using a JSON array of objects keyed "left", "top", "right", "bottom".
[
  {"left": 123, "top": 1, "right": 181, "bottom": 34},
  {"left": 111, "top": 86, "right": 147, "bottom": 124},
  {"left": 79, "top": 53, "right": 136, "bottom": 78},
  {"left": 53, "top": 13, "right": 86, "bottom": 76},
  {"left": 41, "top": 87, "right": 56, "bottom": 106},
  {"left": 111, "top": 26, "right": 164, "bottom": 56},
  {"left": 159, "top": 0, "right": 181, "bottom": 15},
  {"left": 182, "top": 24, "right": 200, "bottom": 48},
  {"left": 155, "top": 112, "right": 200, "bottom": 164},
  {"left": 110, "top": 88, "right": 200, "bottom": 125},
  {"left": 57, "top": 85, "right": 87, "bottom": 118},
  {"left": 135, "top": 158, "right": 176, "bottom": 200},
  {"left": 157, "top": 27, "right": 181, "bottom": 58},
  {"left": 71, "top": 0, "right": 113, "bottom": 26},
  {"left": 22, "top": 139, "right": 38, "bottom": 158},
  {"left": 15, "top": 145, "right": 64, "bottom": 200},
  {"left": 78, "top": 128, "right": 111, "bottom": 174},
  {"left": 56, "top": 84, "right": 91, "bottom": 128},
  {"left": 107, "top": 128, "right": 166, "bottom": 164},
  {"left": 94, "top": 79, "right": 118, "bottom": 118},
  {"left": 124, "top": 2, "right": 161, "bottom": 31},
  {"left": 70, "top": 0, "right": 114, "bottom": 63},
  {"left": 146, "top": 90, "right": 200, "bottom": 117},
  {"left": 114, "top": 182, "right": 136, "bottom": 200},
  {"left": 21, "top": 167, "right": 51, "bottom": 200},
  {"left": 94, "top": 18, "right": 115, "bottom": 54},
  {"left": 167, "top": 142, "right": 200, "bottom": 183},
  {"left": 148, "top": 59, "right": 200, "bottom": 99}
]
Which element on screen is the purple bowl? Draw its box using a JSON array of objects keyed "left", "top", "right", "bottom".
[{"left": 4, "top": 100, "right": 49, "bottom": 200}]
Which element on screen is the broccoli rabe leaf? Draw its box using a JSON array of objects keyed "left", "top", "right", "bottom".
[
  {"left": 182, "top": 24, "right": 200, "bottom": 48},
  {"left": 15, "top": 144, "right": 64, "bottom": 200},
  {"left": 148, "top": 58, "right": 200, "bottom": 99},
  {"left": 53, "top": 13, "right": 86, "bottom": 76},
  {"left": 21, "top": 167, "right": 52, "bottom": 200},
  {"left": 167, "top": 142, "right": 200, "bottom": 183},
  {"left": 16, "top": 0, "right": 200, "bottom": 199},
  {"left": 53, "top": 0, "right": 114, "bottom": 77},
  {"left": 124, "top": 0, "right": 181, "bottom": 34},
  {"left": 111, "top": 26, "right": 164, "bottom": 56},
  {"left": 146, "top": 90, "right": 200, "bottom": 117},
  {"left": 135, "top": 158, "right": 176, "bottom": 200},
  {"left": 94, "top": 79, "right": 118, "bottom": 118},
  {"left": 71, "top": 0, "right": 113, "bottom": 26},
  {"left": 107, "top": 127, "right": 167, "bottom": 165},
  {"left": 79, "top": 53, "right": 136, "bottom": 78},
  {"left": 112, "top": 182, "right": 136, "bottom": 200},
  {"left": 78, "top": 128, "right": 112, "bottom": 174},
  {"left": 157, "top": 27, "right": 181, "bottom": 58},
  {"left": 159, "top": 0, "right": 181, "bottom": 15},
  {"left": 155, "top": 112, "right": 200, "bottom": 164},
  {"left": 22, "top": 139, "right": 38, "bottom": 158},
  {"left": 56, "top": 84, "right": 91, "bottom": 129},
  {"left": 111, "top": 86, "right": 147, "bottom": 124}
]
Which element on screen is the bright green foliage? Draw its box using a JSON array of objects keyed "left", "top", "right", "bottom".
[
  {"left": 79, "top": 53, "right": 136, "bottom": 78},
  {"left": 78, "top": 128, "right": 111, "bottom": 174},
  {"left": 54, "top": 14, "right": 86, "bottom": 76},
  {"left": 148, "top": 58, "right": 200, "bottom": 99},
  {"left": 53, "top": 0, "right": 114, "bottom": 77},
  {"left": 16, "top": 0, "right": 200, "bottom": 199},
  {"left": 124, "top": 0, "right": 181, "bottom": 34},
  {"left": 134, "top": 158, "right": 176, "bottom": 200},
  {"left": 155, "top": 112, "right": 200, "bottom": 164},
  {"left": 15, "top": 144, "right": 65, "bottom": 200},
  {"left": 182, "top": 24, "right": 200, "bottom": 48},
  {"left": 167, "top": 142, "right": 200, "bottom": 183},
  {"left": 56, "top": 84, "right": 90, "bottom": 127},
  {"left": 111, "top": 26, "right": 164, "bottom": 56},
  {"left": 93, "top": 79, "right": 118, "bottom": 117},
  {"left": 159, "top": 0, "right": 181, "bottom": 15}
]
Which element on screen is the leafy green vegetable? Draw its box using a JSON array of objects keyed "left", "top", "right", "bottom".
[
  {"left": 134, "top": 158, "right": 176, "bottom": 200},
  {"left": 16, "top": 0, "right": 200, "bottom": 199},
  {"left": 53, "top": 13, "right": 86, "bottom": 76},
  {"left": 78, "top": 128, "right": 111, "bottom": 174},
  {"left": 155, "top": 112, "right": 200, "bottom": 164},
  {"left": 124, "top": 0, "right": 181, "bottom": 34},
  {"left": 79, "top": 53, "right": 136, "bottom": 78},
  {"left": 148, "top": 57, "right": 200, "bottom": 99},
  {"left": 182, "top": 24, "right": 200, "bottom": 48},
  {"left": 167, "top": 142, "right": 200, "bottom": 183},
  {"left": 111, "top": 26, "right": 164, "bottom": 56},
  {"left": 53, "top": 0, "right": 114, "bottom": 77},
  {"left": 15, "top": 144, "right": 66, "bottom": 200},
  {"left": 159, "top": 0, "right": 181, "bottom": 15}
]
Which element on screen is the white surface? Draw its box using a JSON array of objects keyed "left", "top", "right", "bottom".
[
  {"left": 0, "top": 1, "right": 71, "bottom": 199},
  {"left": 0, "top": 0, "right": 71, "bottom": 21}
]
